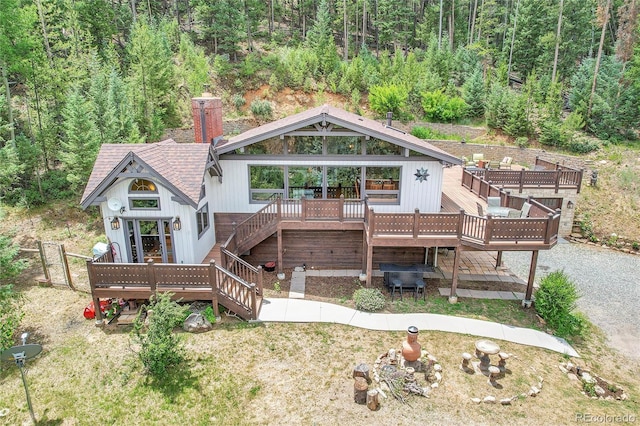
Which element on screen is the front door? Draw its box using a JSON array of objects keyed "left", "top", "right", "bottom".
[{"left": 126, "top": 219, "right": 174, "bottom": 263}]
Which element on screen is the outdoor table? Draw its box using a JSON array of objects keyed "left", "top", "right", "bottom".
[
  {"left": 475, "top": 339, "right": 501, "bottom": 370},
  {"left": 487, "top": 207, "right": 518, "bottom": 218}
]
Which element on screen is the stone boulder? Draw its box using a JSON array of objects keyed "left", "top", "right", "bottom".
[{"left": 183, "top": 313, "right": 213, "bottom": 333}]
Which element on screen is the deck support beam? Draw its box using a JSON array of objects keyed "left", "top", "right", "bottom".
[
  {"left": 495, "top": 251, "right": 503, "bottom": 268},
  {"left": 365, "top": 238, "right": 373, "bottom": 286},
  {"left": 277, "top": 227, "right": 283, "bottom": 275},
  {"left": 523, "top": 250, "right": 539, "bottom": 308},
  {"left": 449, "top": 246, "right": 461, "bottom": 303}
]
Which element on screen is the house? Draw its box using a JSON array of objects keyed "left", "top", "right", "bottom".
[
  {"left": 82, "top": 94, "right": 568, "bottom": 320},
  {"left": 81, "top": 94, "right": 463, "bottom": 268}
]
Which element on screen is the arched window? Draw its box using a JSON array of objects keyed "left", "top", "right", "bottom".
[
  {"left": 129, "top": 179, "right": 160, "bottom": 210},
  {"left": 129, "top": 178, "right": 158, "bottom": 192}
]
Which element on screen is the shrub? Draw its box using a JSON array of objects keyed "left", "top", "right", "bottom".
[
  {"left": 411, "top": 126, "right": 447, "bottom": 140},
  {"left": 0, "top": 285, "right": 24, "bottom": 352},
  {"left": 534, "top": 271, "right": 584, "bottom": 337},
  {"left": 368, "top": 84, "right": 409, "bottom": 118},
  {"left": 232, "top": 94, "right": 246, "bottom": 111},
  {"left": 515, "top": 137, "right": 530, "bottom": 148},
  {"left": 250, "top": 100, "right": 273, "bottom": 121},
  {"left": 203, "top": 305, "right": 217, "bottom": 324},
  {"left": 353, "top": 288, "right": 386, "bottom": 312},
  {"left": 131, "top": 292, "right": 190, "bottom": 378},
  {"left": 421, "top": 89, "right": 467, "bottom": 122}
]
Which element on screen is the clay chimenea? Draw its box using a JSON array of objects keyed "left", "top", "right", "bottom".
[{"left": 402, "top": 326, "right": 422, "bottom": 362}]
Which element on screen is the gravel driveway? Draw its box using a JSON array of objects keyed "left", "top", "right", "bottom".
[{"left": 502, "top": 239, "right": 640, "bottom": 360}]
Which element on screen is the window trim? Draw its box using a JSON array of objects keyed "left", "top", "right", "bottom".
[
  {"left": 196, "top": 203, "right": 210, "bottom": 239},
  {"left": 129, "top": 197, "right": 161, "bottom": 210}
]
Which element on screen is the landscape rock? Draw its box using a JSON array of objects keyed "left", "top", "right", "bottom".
[
  {"left": 182, "top": 313, "right": 213, "bottom": 333},
  {"left": 500, "top": 398, "right": 513, "bottom": 405},
  {"left": 471, "top": 398, "right": 481, "bottom": 404},
  {"left": 483, "top": 396, "right": 496, "bottom": 404},
  {"left": 595, "top": 386, "right": 606, "bottom": 397}
]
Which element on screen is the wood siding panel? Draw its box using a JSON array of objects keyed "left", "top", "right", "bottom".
[
  {"left": 240, "top": 230, "right": 425, "bottom": 269},
  {"left": 209, "top": 159, "right": 444, "bottom": 214}
]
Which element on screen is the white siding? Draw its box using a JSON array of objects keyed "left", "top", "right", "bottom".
[
  {"left": 208, "top": 159, "right": 444, "bottom": 214},
  {"left": 98, "top": 177, "right": 215, "bottom": 264}
]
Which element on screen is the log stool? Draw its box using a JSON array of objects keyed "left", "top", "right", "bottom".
[
  {"left": 461, "top": 352, "right": 473, "bottom": 372},
  {"left": 354, "top": 377, "right": 369, "bottom": 404},
  {"left": 488, "top": 366, "right": 501, "bottom": 387},
  {"left": 498, "top": 352, "right": 509, "bottom": 371}
]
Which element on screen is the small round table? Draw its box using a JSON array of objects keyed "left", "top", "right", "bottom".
[{"left": 475, "top": 339, "right": 501, "bottom": 370}]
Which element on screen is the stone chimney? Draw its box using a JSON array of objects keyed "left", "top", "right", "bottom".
[{"left": 191, "top": 92, "right": 223, "bottom": 144}]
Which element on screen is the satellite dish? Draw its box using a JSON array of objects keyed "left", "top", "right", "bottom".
[
  {"left": 1, "top": 344, "right": 42, "bottom": 362},
  {"left": 2, "top": 343, "right": 42, "bottom": 423},
  {"left": 107, "top": 197, "right": 123, "bottom": 212}
]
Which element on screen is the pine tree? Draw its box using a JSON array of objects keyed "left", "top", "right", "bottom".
[
  {"left": 462, "top": 67, "right": 486, "bottom": 118},
  {"left": 127, "top": 18, "right": 177, "bottom": 141},
  {"left": 305, "top": 0, "right": 339, "bottom": 76},
  {"left": 59, "top": 87, "right": 100, "bottom": 192}
]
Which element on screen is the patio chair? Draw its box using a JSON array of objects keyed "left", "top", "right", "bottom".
[
  {"left": 487, "top": 197, "right": 501, "bottom": 208},
  {"left": 472, "top": 153, "right": 484, "bottom": 166},
  {"left": 462, "top": 156, "right": 475, "bottom": 167},
  {"left": 499, "top": 157, "right": 513, "bottom": 169},
  {"left": 476, "top": 202, "right": 485, "bottom": 216},
  {"left": 488, "top": 160, "right": 500, "bottom": 169},
  {"left": 520, "top": 202, "right": 532, "bottom": 218}
]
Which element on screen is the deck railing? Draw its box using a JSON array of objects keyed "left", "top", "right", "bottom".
[
  {"left": 86, "top": 259, "right": 260, "bottom": 320},
  {"left": 462, "top": 158, "right": 584, "bottom": 196},
  {"left": 220, "top": 245, "right": 263, "bottom": 297},
  {"left": 365, "top": 206, "right": 560, "bottom": 247}
]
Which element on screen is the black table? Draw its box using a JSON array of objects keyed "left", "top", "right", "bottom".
[{"left": 380, "top": 263, "right": 434, "bottom": 288}]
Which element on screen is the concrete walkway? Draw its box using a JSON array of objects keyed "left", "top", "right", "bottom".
[{"left": 257, "top": 298, "right": 579, "bottom": 357}]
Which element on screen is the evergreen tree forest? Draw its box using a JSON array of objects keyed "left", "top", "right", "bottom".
[{"left": 0, "top": 0, "right": 639, "bottom": 206}]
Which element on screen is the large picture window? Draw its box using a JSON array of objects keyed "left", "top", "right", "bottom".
[
  {"left": 364, "top": 166, "right": 400, "bottom": 203},
  {"left": 287, "top": 136, "right": 323, "bottom": 155},
  {"left": 366, "top": 138, "right": 403, "bottom": 155},
  {"left": 249, "top": 165, "right": 285, "bottom": 202},
  {"left": 326, "top": 136, "right": 361, "bottom": 155},
  {"left": 196, "top": 203, "right": 210, "bottom": 238}
]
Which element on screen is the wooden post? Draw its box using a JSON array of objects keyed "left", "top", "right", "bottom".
[
  {"left": 301, "top": 198, "right": 307, "bottom": 222},
  {"left": 59, "top": 244, "right": 76, "bottom": 291},
  {"left": 256, "top": 265, "right": 264, "bottom": 296},
  {"left": 338, "top": 195, "right": 344, "bottom": 222},
  {"left": 496, "top": 251, "right": 502, "bottom": 268},
  {"left": 484, "top": 215, "right": 493, "bottom": 244},
  {"left": 86, "top": 259, "right": 103, "bottom": 322},
  {"left": 354, "top": 377, "right": 368, "bottom": 404},
  {"left": 147, "top": 259, "right": 157, "bottom": 293},
  {"left": 544, "top": 212, "right": 554, "bottom": 244},
  {"left": 366, "top": 389, "right": 380, "bottom": 411},
  {"left": 524, "top": 250, "right": 538, "bottom": 307},
  {"left": 209, "top": 260, "right": 220, "bottom": 319},
  {"left": 519, "top": 169, "right": 525, "bottom": 193},
  {"left": 554, "top": 170, "right": 561, "bottom": 193},
  {"left": 365, "top": 240, "right": 373, "bottom": 287},
  {"left": 449, "top": 246, "right": 460, "bottom": 303},
  {"left": 413, "top": 208, "right": 420, "bottom": 238},
  {"left": 277, "top": 228, "right": 283, "bottom": 274},
  {"left": 36, "top": 240, "right": 50, "bottom": 282}
]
